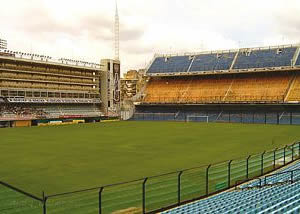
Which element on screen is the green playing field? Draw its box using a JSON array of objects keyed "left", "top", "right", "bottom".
[{"left": 0, "top": 121, "right": 299, "bottom": 213}]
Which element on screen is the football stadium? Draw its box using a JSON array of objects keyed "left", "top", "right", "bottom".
[{"left": 2, "top": 1, "right": 300, "bottom": 214}]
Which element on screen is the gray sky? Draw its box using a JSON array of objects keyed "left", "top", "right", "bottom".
[{"left": 1, "top": 0, "right": 300, "bottom": 75}]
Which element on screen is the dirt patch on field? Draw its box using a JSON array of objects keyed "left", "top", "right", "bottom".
[{"left": 112, "top": 207, "right": 142, "bottom": 214}]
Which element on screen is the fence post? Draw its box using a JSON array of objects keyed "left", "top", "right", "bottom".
[
  {"left": 261, "top": 151, "right": 265, "bottom": 176},
  {"left": 299, "top": 142, "right": 300, "bottom": 159},
  {"left": 206, "top": 165, "right": 211, "bottom": 196},
  {"left": 284, "top": 146, "right": 287, "bottom": 165},
  {"left": 246, "top": 155, "right": 251, "bottom": 180},
  {"left": 42, "top": 191, "right": 47, "bottom": 214},
  {"left": 277, "top": 113, "right": 279, "bottom": 125},
  {"left": 292, "top": 144, "right": 295, "bottom": 161},
  {"left": 228, "top": 160, "right": 232, "bottom": 188},
  {"left": 264, "top": 112, "right": 267, "bottom": 124},
  {"left": 290, "top": 112, "right": 293, "bottom": 125},
  {"left": 99, "top": 187, "right": 104, "bottom": 214},
  {"left": 229, "top": 112, "right": 231, "bottom": 123},
  {"left": 178, "top": 171, "right": 183, "bottom": 205},
  {"left": 273, "top": 148, "right": 277, "bottom": 170},
  {"left": 142, "top": 178, "right": 148, "bottom": 214},
  {"left": 291, "top": 171, "right": 294, "bottom": 184}
]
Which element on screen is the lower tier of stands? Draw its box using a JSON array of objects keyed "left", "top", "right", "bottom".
[
  {"left": 0, "top": 104, "right": 102, "bottom": 121},
  {"left": 163, "top": 160, "right": 300, "bottom": 214},
  {"left": 143, "top": 71, "right": 300, "bottom": 103}
]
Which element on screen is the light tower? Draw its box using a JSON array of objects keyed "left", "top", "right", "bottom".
[{"left": 114, "top": 1, "right": 120, "bottom": 60}]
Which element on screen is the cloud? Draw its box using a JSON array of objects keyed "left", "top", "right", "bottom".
[{"left": 0, "top": 0, "right": 300, "bottom": 76}]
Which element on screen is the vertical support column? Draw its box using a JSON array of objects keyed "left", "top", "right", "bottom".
[
  {"left": 178, "top": 171, "right": 183, "bottom": 205},
  {"left": 99, "top": 187, "right": 104, "bottom": 214},
  {"left": 290, "top": 112, "right": 293, "bottom": 125},
  {"left": 246, "top": 155, "right": 251, "bottom": 180},
  {"left": 277, "top": 113, "right": 279, "bottom": 125},
  {"left": 228, "top": 160, "right": 232, "bottom": 188},
  {"left": 273, "top": 148, "right": 277, "bottom": 170},
  {"left": 292, "top": 144, "right": 294, "bottom": 161},
  {"left": 142, "top": 178, "right": 148, "bottom": 214},
  {"left": 229, "top": 112, "right": 231, "bottom": 123},
  {"left": 261, "top": 151, "right": 265, "bottom": 176},
  {"left": 206, "top": 165, "right": 211, "bottom": 196}
]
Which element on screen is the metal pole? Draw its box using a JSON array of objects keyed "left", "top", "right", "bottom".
[
  {"left": 142, "top": 178, "right": 148, "bottom": 214},
  {"left": 299, "top": 142, "right": 300, "bottom": 159},
  {"left": 292, "top": 144, "right": 295, "bottom": 161},
  {"left": 284, "top": 146, "right": 287, "bottom": 165},
  {"left": 228, "top": 160, "right": 232, "bottom": 188},
  {"left": 265, "top": 112, "right": 267, "bottom": 124},
  {"left": 246, "top": 155, "right": 251, "bottom": 180},
  {"left": 261, "top": 151, "right": 265, "bottom": 176},
  {"left": 273, "top": 148, "right": 277, "bottom": 170},
  {"left": 178, "top": 171, "right": 183, "bottom": 205},
  {"left": 291, "top": 171, "right": 294, "bottom": 184},
  {"left": 206, "top": 165, "right": 211, "bottom": 196},
  {"left": 277, "top": 113, "right": 279, "bottom": 125},
  {"left": 259, "top": 178, "right": 262, "bottom": 188},
  {"left": 99, "top": 187, "right": 104, "bottom": 214},
  {"left": 290, "top": 112, "right": 293, "bottom": 125},
  {"left": 43, "top": 191, "right": 47, "bottom": 214}
]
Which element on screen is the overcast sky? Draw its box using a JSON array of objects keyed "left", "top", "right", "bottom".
[{"left": 1, "top": 0, "right": 300, "bottom": 75}]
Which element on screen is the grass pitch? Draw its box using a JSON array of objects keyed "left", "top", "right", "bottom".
[{"left": 0, "top": 121, "right": 300, "bottom": 213}]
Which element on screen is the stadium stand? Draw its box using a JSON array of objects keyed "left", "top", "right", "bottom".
[
  {"left": 148, "top": 56, "right": 191, "bottom": 73},
  {"left": 163, "top": 161, "right": 300, "bottom": 214},
  {"left": 0, "top": 104, "right": 48, "bottom": 119},
  {"left": 143, "top": 72, "right": 292, "bottom": 103},
  {"left": 0, "top": 50, "right": 105, "bottom": 125},
  {"left": 132, "top": 44, "right": 300, "bottom": 123},
  {"left": 147, "top": 45, "right": 298, "bottom": 75},
  {"left": 287, "top": 74, "right": 300, "bottom": 102},
  {"left": 233, "top": 47, "right": 296, "bottom": 69},
  {"left": 190, "top": 52, "right": 236, "bottom": 72}
]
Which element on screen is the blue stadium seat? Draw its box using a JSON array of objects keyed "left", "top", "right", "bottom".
[
  {"left": 190, "top": 53, "right": 236, "bottom": 72},
  {"left": 233, "top": 47, "right": 296, "bottom": 69},
  {"left": 148, "top": 56, "right": 191, "bottom": 73},
  {"left": 163, "top": 161, "right": 300, "bottom": 214}
]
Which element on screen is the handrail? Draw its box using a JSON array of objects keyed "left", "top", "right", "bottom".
[{"left": 0, "top": 181, "right": 43, "bottom": 202}]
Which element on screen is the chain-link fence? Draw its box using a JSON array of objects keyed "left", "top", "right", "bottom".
[
  {"left": 132, "top": 112, "right": 300, "bottom": 125},
  {"left": 1, "top": 142, "right": 299, "bottom": 214}
]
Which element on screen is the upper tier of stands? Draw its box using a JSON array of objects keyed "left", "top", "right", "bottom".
[
  {"left": 234, "top": 47, "right": 297, "bottom": 69},
  {"left": 147, "top": 45, "right": 300, "bottom": 75}
]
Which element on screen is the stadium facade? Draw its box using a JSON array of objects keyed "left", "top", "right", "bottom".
[
  {"left": 0, "top": 50, "right": 120, "bottom": 127},
  {"left": 133, "top": 44, "right": 300, "bottom": 124}
]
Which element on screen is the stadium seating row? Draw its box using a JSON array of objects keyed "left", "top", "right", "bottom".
[
  {"left": 0, "top": 104, "right": 101, "bottom": 120},
  {"left": 148, "top": 46, "right": 298, "bottom": 74},
  {"left": 163, "top": 161, "right": 300, "bottom": 214},
  {"left": 143, "top": 72, "right": 297, "bottom": 103}
]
